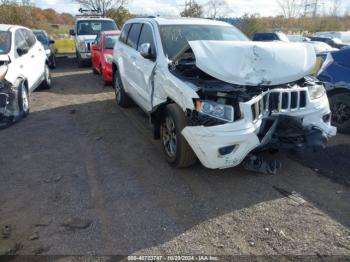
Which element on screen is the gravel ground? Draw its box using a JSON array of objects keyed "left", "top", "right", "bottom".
[{"left": 0, "top": 57, "right": 349, "bottom": 258}]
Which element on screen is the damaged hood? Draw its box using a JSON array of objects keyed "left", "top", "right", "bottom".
[{"left": 188, "top": 40, "right": 316, "bottom": 86}]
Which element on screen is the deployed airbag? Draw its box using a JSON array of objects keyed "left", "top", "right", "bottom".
[{"left": 188, "top": 41, "right": 316, "bottom": 86}]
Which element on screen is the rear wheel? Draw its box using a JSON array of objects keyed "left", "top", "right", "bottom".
[
  {"left": 40, "top": 64, "right": 52, "bottom": 90},
  {"left": 160, "top": 104, "right": 197, "bottom": 168},
  {"left": 330, "top": 93, "right": 350, "bottom": 133},
  {"left": 77, "top": 52, "right": 84, "bottom": 68},
  {"left": 113, "top": 69, "right": 133, "bottom": 107},
  {"left": 49, "top": 55, "right": 56, "bottom": 69},
  {"left": 18, "top": 82, "right": 29, "bottom": 117}
]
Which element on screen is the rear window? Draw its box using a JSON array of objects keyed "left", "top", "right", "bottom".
[
  {"left": 253, "top": 33, "right": 276, "bottom": 41},
  {"left": 126, "top": 24, "right": 142, "bottom": 49},
  {"left": 33, "top": 31, "right": 48, "bottom": 45},
  {"left": 105, "top": 35, "right": 119, "bottom": 49},
  {"left": 119, "top": 24, "right": 131, "bottom": 44},
  {"left": 0, "top": 31, "right": 11, "bottom": 54}
]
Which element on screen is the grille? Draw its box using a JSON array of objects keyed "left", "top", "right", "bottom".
[{"left": 251, "top": 90, "right": 307, "bottom": 121}]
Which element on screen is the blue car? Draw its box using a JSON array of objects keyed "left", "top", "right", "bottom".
[
  {"left": 33, "top": 30, "right": 56, "bottom": 69},
  {"left": 317, "top": 48, "right": 350, "bottom": 133}
]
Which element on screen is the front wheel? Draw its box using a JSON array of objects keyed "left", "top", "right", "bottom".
[
  {"left": 160, "top": 104, "right": 197, "bottom": 168},
  {"left": 330, "top": 93, "right": 350, "bottom": 134},
  {"left": 18, "top": 83, "right": 29, "bottom": 117}
]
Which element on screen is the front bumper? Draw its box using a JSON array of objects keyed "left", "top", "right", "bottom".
[
  {"left": 182, "top": 91, "right": 337, "bottom": 170},
  {"left": 0, "top": 80, "right": 19, "bottom": 125},
  {"left": 79, "top": 52, "right": 91, "bottom": 60}
]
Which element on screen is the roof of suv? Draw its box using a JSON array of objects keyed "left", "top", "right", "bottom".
[
  {"left": 75, "top": 17, "right": 114, "bottom": 21},
  {"left": 0, "top": 24, "right": 26, "bottom": 32},
  {"left": 128, "top": 17, "right": 231, "bottom": 27}
]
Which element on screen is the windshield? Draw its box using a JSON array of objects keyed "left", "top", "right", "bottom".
[
  {"left": 33, "top": 31, "right": 48, "bottom": 45},
  {"left": 0, "top": 31, "right": 11, "bottom": 55},
  {"left": 77, "top": 20, "right": 117, "bottom": 36},
  {"left": 159, "top": 25, "right": 248, "bottom": 60},
  {"left": 105, "top": 35, "right": 119, "bottom": 49}
]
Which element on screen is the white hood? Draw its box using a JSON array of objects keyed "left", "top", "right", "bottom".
[
  {"left": 188, "top": 41, "right": 316, "bottom": 86},
  {"left": 77, "top": 35, "right": 97, "bottom": 42}
]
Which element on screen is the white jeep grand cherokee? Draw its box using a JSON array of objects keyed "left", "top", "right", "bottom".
[
  {"left": 112, "top": 17, "right": 336, "bottom": 172},
  {"left": 0, "top": 25, "right": 51, "bottom": 128}
]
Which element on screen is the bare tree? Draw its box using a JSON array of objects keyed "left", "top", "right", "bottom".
[
  {"left": 74, "top": 0, "right": 128, "bottom": 16},
  {"left": 205, "top": 0, "right": 230, "bottom": 19},
  {"left": 181, "top": 0, "right": 203, "bottom": 17},
  {"left": 276, "top": 0, "right": 302, "bottom": 18},
  {"left": 329, "top": 0, "right": 342, "bottom": 16}
]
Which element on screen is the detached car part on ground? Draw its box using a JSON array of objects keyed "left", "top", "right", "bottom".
[
  {"left": 112, "top": 18, "right": 336, "bottom": 173},
  {"left": 317, "top": 48, "right": 350, "bottom": 133},
  {"left": 0, "top": 25, "right": 51, "bottom": 129}
]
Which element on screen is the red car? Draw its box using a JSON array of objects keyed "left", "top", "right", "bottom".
[{"left": 91, "top": 30, "right": 120, "bottom": 83}]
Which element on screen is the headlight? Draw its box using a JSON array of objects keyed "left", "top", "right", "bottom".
[
  {"left": 0, "top": 65, "right": 8, "bottom": 81},
  {"left": 308, "top": 84, "right": 326, "bottom": 100},
  {"left": 104, "top": 54, "right": 113, "bottom": 64},
  {"left": 77, "top": 42, "right": 86, "bottom": 52},
  {"left": 195, "top": 100, "right": 234, "bottom": 122},
  {"left": 45, "top": 49, "right": 51, "bottom": 56}
]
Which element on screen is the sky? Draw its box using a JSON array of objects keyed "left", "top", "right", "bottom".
[{"left": 35, "top": 0, "right": 350, "bottom": 17}]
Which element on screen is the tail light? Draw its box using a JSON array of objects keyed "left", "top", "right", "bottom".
[{"left": 317, "top": 53, "right": 334, "bottom": 75}]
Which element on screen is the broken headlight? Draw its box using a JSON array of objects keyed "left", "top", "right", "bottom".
[
  {"left": 0, "top": 65, "right": 8, "bottom": 81},
  {"left": 308, "top": 84, "right": 326, "bottom": 100},
  {"left": 195, "top": 100, "right": 234, "bottom": 122}
]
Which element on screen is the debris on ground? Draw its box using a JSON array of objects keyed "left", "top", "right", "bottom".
[
  {"left": 35, "top": 217, "right": 52, "bottom": 227},
  {"left": 33, "top": 246, "right": 50, "bottom": 255},
  {"left": 44, "top": 175, "right": 63, "bottom": 184},
  {"left": 95, "top": 136, "right": 103, "bottom": 141},
  {"left": 29, "top": 232, "right": 39, "bottom": 241},
  {"left": 69, "top": 109, "right": 77, "bottom": 115},
  {"left": 5, "top": 243, "right": 22, "bottom": 255},
  {"left": 243, "top": 155, "right": 282, "bottom": 175},
  {"left": 62, "top": 217, "right": 92, "bottom": 230},
  {"left": 273, "top": 186, "right": 307, "bottom": 206},
  {"left": 248, "top": 240, "right": 255, "bottom": 247},
  {"left": 2, "top": 225, "right": 11, "bottom": 239}
]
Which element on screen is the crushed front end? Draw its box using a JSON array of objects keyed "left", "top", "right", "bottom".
[
  {"left": 170, "top": 41, "right": 337, "bottom": 170},
  {"left": 181, "top": 78, "right": 336, "bottom": 169}
]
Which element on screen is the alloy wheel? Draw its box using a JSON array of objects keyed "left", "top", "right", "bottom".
[
  {"left": 332, "top": 102, "right": 350, "bottom": 125},
  {"left": 162, "top": 116, "right": 177, "bottom": 158}
]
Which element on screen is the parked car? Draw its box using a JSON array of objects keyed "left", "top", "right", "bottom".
[
  {"left": 33, "top": 29, "right": 56, "bottom": 69},
  {"left": 91, "top": 30, "right": 120, "bottom": 84},
  {"left": 306, "top": 41, "right": 338, "bottom": 54},
  {"left": 70, "top": 16, "right": 118, "bottom": 67},
  {"left": 112, "top": 17, "right": 336, "bottom": 171},
  {"left": 0, "top": 24, "right": 51, "bottom": 128},
  {"left": 310, "top": 36, "right": 349, "bottom": 49},
  {"left": 314, "top": 31, "right": 350, "bottom": 45},
  {"left": 252, "top": 32, "right": 290, "bottom": 42},
  {"left": 317, "top": 48, "right": 350, "bottom": 133},
  {"left": 287, "top": 34, "right": 310, "bottom": 42}
]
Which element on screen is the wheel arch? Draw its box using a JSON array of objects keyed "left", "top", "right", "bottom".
[
  {"left": 151, "top": 98, "right": 177, "bottom": 140},
  {"left": 327, "top": 87, "right": 350, "bottom": 97}
]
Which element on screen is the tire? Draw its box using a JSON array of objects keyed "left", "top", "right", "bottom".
[
  {"left": 18, "top": 82, "right": 29, "bottom": 117},
  {"left": 160, "top": 104, "right": 197, "bottom": 168},
  {"left": 113, "top": 69, "right": 133, "bottom": 107},
  {"left": 49, "top": 55, "right": 56, "bottom": 69},
  {"left": 329, "top": 93, "right": 350, "bottom": 134},
  {"left": 40, "top": 64, "right": 52, "bottom": 90},
  {"left": 77, "top": 52, "right": 84, "bottom": 68}
]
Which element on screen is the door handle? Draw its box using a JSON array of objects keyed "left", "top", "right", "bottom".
[
  {"left": 20, "top": 65, "right": 23, "bottom": 69},
  {"left": 31, "top": 55, "right": 35, "bottom": 58},
  {"left": 39, "top": 49, "right": 42, "bottom": 51}
]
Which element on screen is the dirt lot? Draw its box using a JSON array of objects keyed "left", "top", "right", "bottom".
[{"left": 0, "top": 57, "right": 350, "bottom": 257}]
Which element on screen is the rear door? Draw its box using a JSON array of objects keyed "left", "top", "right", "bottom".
[
  {"left": 133, "top": 23, "right": 158, "bottom": 112},
  {"left": 13, "top": 29, "right": 31, "bottom": 87},
  {"left": 92, "top": 33, "right": 102, "bottom": 71},
  {"left": 121, "top": 23, "right": 143, "bottom": 103}
]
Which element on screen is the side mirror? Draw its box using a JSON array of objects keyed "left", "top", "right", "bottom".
[
  {"left": 139, "top": 43, "right": 155, "bottom": 60},
  {"left": 91, "top": 44, "right": 99, "bottom": 51},
  {"left": 17, "top": 47, "right": 29, "bottom": 56},
  {"left": 50, "top": 39, "right": 55, "bottom": 44},
  {"left": 69, "top": 29, "right": 75, "bottom": 36}
]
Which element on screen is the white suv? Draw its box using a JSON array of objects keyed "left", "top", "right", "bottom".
[
  {"left": 112, "top": 18, "right": 336, "bottom": 171},
  {"left": 0, "top": 25, "right": 51, "bottom": 128}
]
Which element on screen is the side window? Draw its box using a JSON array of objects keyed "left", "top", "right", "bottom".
[
  {"left": 22, "top": 29, "right": 36, "bottom": 48},
  {"left": 119, "top": 23, "right": 131, "bottom": 44},
  {"left": 126, "top": 23, "right": 142, "bottom": 49},
  {"left": 138, "top": 24, "right": 156, "bottom": 57},
  {"left": 15, "top": 29, "right": 29, "bottom": 54}
]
